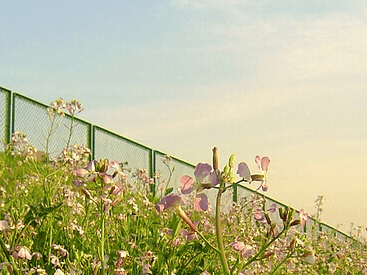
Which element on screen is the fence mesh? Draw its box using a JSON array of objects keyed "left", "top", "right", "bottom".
[
  {"left": 13, "top": 94, "right": 90, "bottom": 157},
  {"left": 0, "top": 88, "right": 10, "bottom": 150},
  {"left": 93, "top": 126, "right": 151, "bottom": 174},
  {"left": 154, "top": 150, "right": 195, "bottom": 193}
]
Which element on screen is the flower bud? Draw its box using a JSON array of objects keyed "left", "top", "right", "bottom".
[
  {"left": 287, "top": 208, "right": 295, "bottom": 222},
  {"left": 289, "top": 238, "right": 296, "bottom": 251},
  {"left": 279, "top": 207, "right": 284, "bottom": 221},
  {"left": 82, "top": 188, "right": 92, "bottom": 199},
  {"left": 290, "top": 219, "right": 301, "bottom": 227},
  {"left": 282, "top": 208, "right": 289, "bottom": 222},
  {"left": 223, "top": 165, "right": 230, "bottom": 174},
  {"left": 212, "top": 147, "right": 219, "bottom": 170},
  {"left": 264, "top": 212, "right": 272, "bottom": 225},
  {"left": 228, "top": 154, "right": 235, "bottom": 168},
  {"left": 96, "top": 159, "right": 109, "bottom": 172}
]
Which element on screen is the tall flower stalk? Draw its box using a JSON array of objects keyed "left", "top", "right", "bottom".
[
  {"left": 156, "top": 148, "right": 271, "bottom": 274},
  {"left": 64, "top": 99, "right": 83, "bottom": 148},
  {"left": 73, "top": 159, "right": 125, "bottom": 275},
  {"left": 45, "top": 98, "right": 65, "bottom": 155},
  {"left": 213, "top": 147, "right": 230, "bottom": 274}
]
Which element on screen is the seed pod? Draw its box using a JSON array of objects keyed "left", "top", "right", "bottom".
[
  {"left": 265, "top": 212, "right": 272, "bottom": 225},
  {"left": 279, "top": 207, "right": 284, "bottom": 221},
  {"left": 212, "top": 147, "right": 219, "bottom": 170}
]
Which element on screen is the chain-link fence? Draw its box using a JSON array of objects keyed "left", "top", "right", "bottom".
[
  {"left": 12, "top": 93, "right": 91, "bottom": 156},
  {"left": 0, "top": 87, "right": 11, "bottom": 150},
  {"left": 93, "top": 125, "right": 152, "bottom": 174},
  {"left": 0, "top": 86, "right": 352, "bottom": 241}
]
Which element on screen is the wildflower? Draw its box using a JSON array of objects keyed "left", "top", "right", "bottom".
[
  {"left": 16, "top": 246, "right": 32, "bottom": 260},
  {"left": 155, "top": 194, "right": 185, "bottom": 212},
  {"left": 142, "top": 263, "right": 152, "bottom": 275},
  {"left": 65, "top": 99, "right": 83, "bottom": 115},
  {"left": 237, "top": 162, "right": 251, "bottom": 181},
  {"left": 303, "top": 245, "right": 316, "bottom": 264},
  {"left": 299, "top": 209, "right": 309, "bottom": 226},
  {"left": 180, "top": 163, "right": 220, "bottom": 211},
  {"left": 253, "top": 209, "right": 266, "bottom": 224},
  {"left": 52, "top": 244, "right": 69, "bottom": 258},
  {"left": 254, "top": 155, "right": 270, "bottom": 191},
  {"left": 229, "top": 241, "right": 254, "bottom": 258},
  {"left": 54, "top": 269, "right": 65, "bottom": 275},
  {"left": 115, "top": 250, "right": 129, "bottom": 270},
  {"left": 182, "top": 220, "right": 199, "bottom": 241},
  {"left": 267, "top": 203, "right": 277, "bottom": 213},
  {"left": 156, "top": 194, "right": 198, "bottom": 232},
  {"left": 0, "top": 220, "right": 8, "bottom": 231}
]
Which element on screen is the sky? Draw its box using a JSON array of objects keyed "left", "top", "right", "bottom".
[{"left": 1, "top": 0, "right": 367, "bottom": 237}]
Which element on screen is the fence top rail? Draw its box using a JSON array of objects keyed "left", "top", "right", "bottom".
[
  {"left": 154, "top": 149, "right": 195, "bottom": 168},
  {"left": 0, "top": 86, "right": 12, "bottom": 93}
]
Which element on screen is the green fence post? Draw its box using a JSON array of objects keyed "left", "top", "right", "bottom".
[
  {"left": 4, "top": 88, "right": 12, "bottom": 145},
  {"left": 11, "top": 93, "right": 16, "bottom": 136},
  {"left": 89, "top": 124, "right": 95, "bottom": 161},
  {"left": 149, "top": 150, "right": 156, "bottom": 195},
  {"left": 233, "top": 183, "right": 238, "bottom": 204}
]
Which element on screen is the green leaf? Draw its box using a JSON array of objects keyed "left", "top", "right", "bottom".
[{"left": 165, "top": 187, "right": 173, "bottom": 196}]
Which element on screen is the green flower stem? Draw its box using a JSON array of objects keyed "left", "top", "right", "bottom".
[
  {"left": 269, "top": 250, "right": 295, "bottom": 275},
  {"left": 45, "top": 112, "right": 56, "bottom": 155},
  {"left": 66, "top": 114, "right": 75, "bottom": 148},
  {"left": 215, "top": 186, "right": 230, "bottom": 275},
  {"left": 47, "top": 220, "right": 53, "bottom": 266},
  {"left": 240, "top": 228, "right": 287, "bottom": 271},
  {"left": 0, "top": 234, "right": 20, "bottom": 275},
  {"left": 100, "top": 209, "right": 105, "bottom": 275},
  {"left": 196, "top": 231, "right": 220, "bottom": 254},
  {"left": 100, "top": 177, "right": 106, "bottom": 275}
]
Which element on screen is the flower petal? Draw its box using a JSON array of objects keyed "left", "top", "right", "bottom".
[
  {"left": 74, "top": 168, "right": 89, "bottom": 178},
  {"left": 180, "top": 175, "right": 194, "bottom": 194},
  {"left": 237, "top": 162, "right": 251, "bottom": 181},
  {"left": 229, "top": 241, "right": 245, "bottom": 251},
  {"left": 194, "top": 163, "right": 212, "bottom": 183},
  {"left": 267, "top": 203, "right": 277, "bottom": 213},
  {"left": 208, "top": 170, "right": 220, "bottom": 186},
  {"left": 241, "top": 245, "right": 254, "bottom": 258},
  {"left": 261, "top": 157, "right": 270, "bottom": 171},
  {"left": 155, "top": 194, "right": 185, "bottom": 212},
  {"left": 255, "top": 155, "right": 261, "bottom": 169},
  {"left": 194, "top": 193, "right": 209, "bottom": 211}
]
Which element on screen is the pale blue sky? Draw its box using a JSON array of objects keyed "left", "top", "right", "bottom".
[{"left": 1, "top": 0, "right": 367, "bottom": 237}]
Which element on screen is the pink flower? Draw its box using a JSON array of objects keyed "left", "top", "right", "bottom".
[
  {"left": 179, "top": 163, "right": 220, "bottom": 211},
  {"left": 253, "top": 209, "right": 266, "bottom": 224},
  {"left": 237, "top": 162, "right": 251, "bottom": 181},
  {"left": 194, "top": 193, "right": 209, "bottom": 211},
  {"left": 156, "top": 194, "right": 198, "bottom": 232},
  {"left": 267, "top": 203, "right": 277, "bottom": 213},
  {"left": 182, "top": 220, "right": 199, "bottom": 241},
  {"left": 255, "top": 156, "right": 270, "bottom": 172},
  {"left": 299, "top": 209, "right": 309, "bottom": 226},
  {"left": 155, "top": 194, "right": 185, "bottom": 212},
  {"left": 254, "top": 155, "right": 270, "bottom": 191},
  {"left": 229, "top": 241, "right": 254, "bottom": 258},
  {"left": 17, "top": 246, "right": 32, "bottom": 260},
  {"left": 0, "top": 220, "right": 8, "bottom": 231}
]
